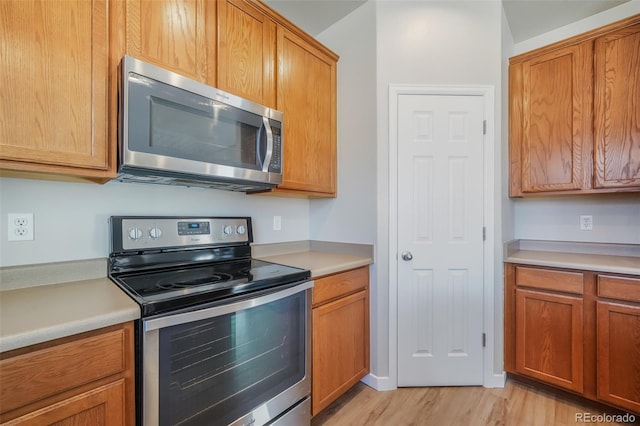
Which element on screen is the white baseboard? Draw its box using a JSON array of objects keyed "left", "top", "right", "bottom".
[
  {"left": 360, "top": 372, "right": 505, "bottom": 391},
  {"left": 484, "top": 372, "right": 506, "bottom": 388},
  {"left": 360, "top": 373, "right": 397, "bottom": 391}
]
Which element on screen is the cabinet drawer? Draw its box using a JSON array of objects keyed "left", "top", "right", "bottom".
[
  {"left": 0, "top": 328, "right": 126, "bottom": 414},
  {"left": 515, "top": 266, "right": 584, "bottom": 295},
  {"left": 598, "top": 275, "right": 640, "bottom": 303},
  {"left": 313, "top": 267, "right": 369, "bottom": 306}
]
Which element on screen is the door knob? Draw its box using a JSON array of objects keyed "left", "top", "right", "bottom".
[{"left": 401, "top": 251, "right": 413, "bottom": 261}]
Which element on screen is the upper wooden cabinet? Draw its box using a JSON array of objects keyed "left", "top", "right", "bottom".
[
  {"left": 123, "top": 0, "right": 216, "bottom": 84},
  {"left": 217, "top": 0, "right": 276, "bottom": 108},
  {"left": 509, "top": 15, "right": 640, "bottom": 197},
  {"left": 0, "top": 0, "right": 113, "bottom": 181},
  {"left": 1, "top": 0, "right": 338, "bottom": 194},
  {"left": 510, "top": 43, "right": 593, "bottom": 194},
  {"left": 594, "top": 23, "right": 640, "bottom": 189},
  {"left": 274, "top": 27, "right": 338, "bottom": 197}
]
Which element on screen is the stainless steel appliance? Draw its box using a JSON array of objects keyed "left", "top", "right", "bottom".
[
  {"left": 108, "top": 216, "right": 312, "bottom": 426},
  {"left": 117, "top": 56, "right": 283, "bottom": 193}
]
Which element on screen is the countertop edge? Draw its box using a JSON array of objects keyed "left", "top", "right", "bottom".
[
  {"left": 0, "top": 278, "right": 140, "bottom": 353},
  {"left": 0, "top": 308, "right": 140, "bottom": 353},
  {"left": 504, "top": 240, "right": 640, "bottom": 276}
]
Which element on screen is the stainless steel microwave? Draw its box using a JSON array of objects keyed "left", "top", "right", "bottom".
[{"left": 117, "top": 56, "right": 283, "bottom": 193}]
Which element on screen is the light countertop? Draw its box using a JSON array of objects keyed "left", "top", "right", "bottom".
[
  {"left": 0, "top": 277, "right": 140, "bottom": 353},
  {"left": 504, "top": 240, "right": 640, "bottom": 275},
  {"left": 253, "top": 240, "right": 374, "bottom": 277},
  {"left": 257, "top": 251, "right": 372, "bottom": 277},
  {"left": 0, "top": 240, "right": 374, "bottom": 353}
]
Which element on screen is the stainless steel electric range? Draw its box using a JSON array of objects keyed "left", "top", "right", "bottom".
[{"left": 108, "top": 216, "right": 312, "bottom": 426}]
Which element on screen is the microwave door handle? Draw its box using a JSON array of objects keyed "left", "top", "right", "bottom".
[{"left": 261, "top": 116, "right": 274, "bottom": 173}]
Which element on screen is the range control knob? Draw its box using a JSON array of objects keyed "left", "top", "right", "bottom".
[
  {"left": 149, "top": 226, "right": 162, "bottom": 239},
  {"left": 223, "top": 225, "right": 234, "bottom": 235},
  {"left": 236, "top": 225, "right": 246, "bottom": 235},
  {"left": 128, "top": 227, "right": 143, "bottom": 240}
]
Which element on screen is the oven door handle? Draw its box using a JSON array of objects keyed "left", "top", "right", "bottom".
[{"left": 144, "top": 280, "right": 313, "bottom": 331}]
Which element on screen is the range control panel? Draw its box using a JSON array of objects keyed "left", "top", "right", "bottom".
[{"left": 111, "top": 217, "right": 252, "bottom": 252}]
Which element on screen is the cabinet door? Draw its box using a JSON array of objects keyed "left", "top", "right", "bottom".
[
  {"left": 594, "top": 23, "right": 640, "bottom": 189},
  {"left": 276, "top": 27, "right": 337, "bottom": 196},
  {"left": 312, "top": 290, "right": 369, "bottom": 415},
  {"left": 516, "top": 42, "right": 593, "bottom": 194},
  {"left": 217, "top": 0, "right": 276, "bottom": 108},
  {"left": 0, "top": 0, "right": 111, "bottom": 177},
  {"left": 515, "top": 288, "right": 584, "bottom": 393},
  {"left": 3, "top": 380, "right": 125, "bottom": 426},
  {"left": 596, "top": 301, "right": 640, "bottom": 413},
  {"left": 125, "top": 0, "right": 215, "bottom": 83}
]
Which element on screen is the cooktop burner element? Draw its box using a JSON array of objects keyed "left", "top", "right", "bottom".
[
  {"left": 156, "top": 272, "right": 234, "bottom": 289},
  {"left": 108, "top": 216, "right": 310, "bottom": 317}
]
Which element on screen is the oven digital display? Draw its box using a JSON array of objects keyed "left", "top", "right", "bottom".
[{"left": 178, "top": 221, "right": 211, "bottom": 235}]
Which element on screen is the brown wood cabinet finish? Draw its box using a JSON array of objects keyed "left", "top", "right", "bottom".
[
  {"left": 515, "top": 288, "right": 584, "bottom": 393},
  {"left": 274, "top": 27, "right": 338, "bottom": 197},
  {"left": 0, "top": 323, "right": 135, "bottom": 424},
  {"left": 505, "top": 262, "right": 640, "bottom": 414},
  {"left": 515, "top": 266, "right": 584, "bottom": 295},
  {"left": 594, "top": 22, "right": 640, "bottom": 189},
  {"left": 598, "top": 275, "right": 640, "bottom": 303},
  {"left": 1, "top": 0, "right": 339, "bottom": 195},
  {"left": 509, "top": 14, "right": 640, "bottom": 197},
  {"left": 0, "top": 0, "right": 113, "bottom": 181},
  {"left": 518, "top": 43, "right": 593, "bottom": 194},
  {"left": 312, "top": 267, "right": 370, "bottom": 416},
  {"left": 2, "top": 380, "right": 126, "bottom": 426},
  {"left": 124, "top": 0, "right": 216, "bottom": 84},
  {"left": 596, "top": 301, "right": 640, "bottom": 413},
  {"left": 217, "top": 0, "right": 276, "bottom": 108}
]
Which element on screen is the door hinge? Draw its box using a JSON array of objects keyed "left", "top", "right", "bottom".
[
  {"left": 483, "top": 120, "right": 487, "bottom": 135},
  {"left": 482, "top": 226, "right": 486, "bottom": 241},
  {"left": 482, "top": 333, "right": 486, "bottom": 348}
]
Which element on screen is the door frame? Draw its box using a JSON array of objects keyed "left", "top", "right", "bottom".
[{"left": 388, "top": 84, "right": 499, "bottom": 388}]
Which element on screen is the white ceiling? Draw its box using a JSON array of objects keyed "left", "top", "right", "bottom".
[
  {"left": 503, "top": 0, "right": 630, "bottom": 42},
  {"left": 264, "top": 0, "right": 630, "bottom": 42}
]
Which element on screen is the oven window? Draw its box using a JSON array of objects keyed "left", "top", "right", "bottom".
[{"left": 157, "top": 291, "right": 306, "bottom": 426}]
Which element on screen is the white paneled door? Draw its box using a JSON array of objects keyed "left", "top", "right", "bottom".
[{"left": 397, "top": 94, "right": 485, "bottom": 386}]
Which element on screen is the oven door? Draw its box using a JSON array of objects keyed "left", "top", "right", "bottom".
[{"left": 142, "top": 281, "right": 312, "bottom": 426}]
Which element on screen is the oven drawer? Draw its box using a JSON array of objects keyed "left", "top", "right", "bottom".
[{"left": 270, "top": 397, "right": 310, "bottom": 425}]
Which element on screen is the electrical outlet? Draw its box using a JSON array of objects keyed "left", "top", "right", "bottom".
[
  {"left": 8, "top": 213, "right": 34, "bottom": 241},
  {"left": 579, "top": 215, "right": 593, "bottom": 231},
  {"left": 273, "top": 215, "right": 282, "bottom": 231}
]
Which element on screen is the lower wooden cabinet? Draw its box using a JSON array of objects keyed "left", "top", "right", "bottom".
[
  {"left": 596, "top": 274, "right": 640, "bottom": 414},
  {"left": 505, "top": 264, "right": 640, "bottom": 414},
  {"left": 515, "top": 288, "right": 584, "bottom": 393},
  {"left": 0, "top": 323, "right": 135, "bottom": 425},
  {"left": 312, "top": 266, "right": 369, "bottom": 416}
]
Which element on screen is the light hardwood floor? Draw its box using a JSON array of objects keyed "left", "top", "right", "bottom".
[{"left": 311, "top": 379, "right": 637, "bottom": 426}]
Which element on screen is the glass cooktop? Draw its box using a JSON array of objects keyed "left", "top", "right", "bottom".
[{"left": 112, "top": 259, "right": 310, "bottom": 316}]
